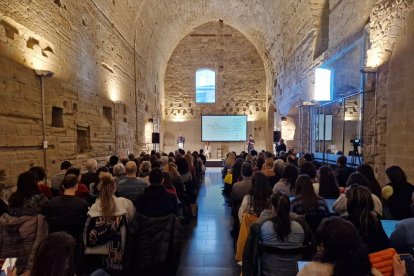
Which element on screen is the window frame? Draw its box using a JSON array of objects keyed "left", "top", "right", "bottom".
[{"left": 195, "top": 68, "right": 216, "bottom": 104}]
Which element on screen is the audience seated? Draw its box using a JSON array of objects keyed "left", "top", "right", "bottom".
[
  {"left": 297, "top": 217, "right": 382, "bottom": 276},
  {"left": 291, "top": 175, "right": 329, "bottom": 217},
  {"left": 137, "top": 161, "right": 151, "bottom": 185},
  {"left": 317, "top": 166, "right": 340, "bottom": 199},
  {"left": 243, "top": 192, "right": 309, "bottom": 276},
  {"left": 0, "top": 171, "right": 49, "bottom": 274},
  {"left": 84, "top": 172, "right": 135, "bottom": 274},
  {"left": 89, "top": 166, "right": 109, "bottom": 202},
  {"left": 254, "top": 157, "right": 265, "bottom": 173},
  {"left": 357, "top": 164, "right": 382, "bottom": 199},
  {"left": 230, "top": 162, "right": 253, "bottom": 211},
  {"left": 232, "top": 158, "right": 245, "bottom": 185},
  {"left": 136, "top": 168, "right": 178, "bottom": 217},
  {"left": 262, "top": 158, "right": 278, "bottom": 187},
  {"left": 333, "top": 172, "right": 383, "bottom": 216},
  {"left": 162, "top": 172, "right": 177, "bottom": 196},
  {"left": 46, "top": 174, "right": 88, "bottom": 242},
  {"left": 29, "top": 166, "right": 52, "bottom": 199},
  {"left": 29, "top": 232, "right": 77, "bottom": 276},
  {"left": 334, "top": 155, "right": 354, "bottom": 187},
  {"left": 382, "top": 166, "right": 414, "bottom": 220},
  {"left": 273, "top": 165, "right": 298, "bottom": 195},
  {"left": 390, "top": 217, "right": 414, "bottom": 254},
  {"left": 65, "top": 168, "right": 90, "bottom": 201},
  {"left": 236, "top": 172, "right": 272, "bottom": 261},
  {"left": 113, "top": 163, "right": 127, "bottom": 184},
  {"left": 344, "top": 185, "right": 389, "bottom": 253},
  {"left": 107, "top": 155, "right": 119, "bottom": 175},
  {"left": 300, "top": 162, "right": 319, "bottom": 193},
  {"left": 50, "top": 160, "right": 71, "bottom": 197},
  {"left": 115, "top": 161, "right": 147, "bottom": 206},
  {"left": 81, "top": 159, "right": 98, "bottom": 187}
]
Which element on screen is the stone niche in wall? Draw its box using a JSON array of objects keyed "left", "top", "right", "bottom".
[{"left": 163, "top": 21, "right": 267, "bottom": 153}]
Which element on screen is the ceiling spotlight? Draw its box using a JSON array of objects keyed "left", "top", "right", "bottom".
[{"left": 34, "top": 70, "right": 54, "bottom": 78}]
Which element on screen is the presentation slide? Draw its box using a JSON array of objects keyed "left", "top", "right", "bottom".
[{"left": 201, "top": 115, "right": 247, "bottom": 141}]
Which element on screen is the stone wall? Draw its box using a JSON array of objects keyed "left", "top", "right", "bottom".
[
  {"left": 163, "top": 22, "right": 267, "bottom": 154},
  {"left": 0, "top": 0, "right": 157, "bottom": 189}
]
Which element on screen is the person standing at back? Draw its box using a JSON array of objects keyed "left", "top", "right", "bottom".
[{"left": 276, "top": 138, "right": 287, "bottom": 157}]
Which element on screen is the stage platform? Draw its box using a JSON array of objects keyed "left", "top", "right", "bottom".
[{"left": 206, "top": 158, "right": 223, "bottom": 167}]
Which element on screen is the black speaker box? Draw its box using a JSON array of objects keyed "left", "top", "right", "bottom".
[
  {"left": 274, "top": 131, "right": 281, "bottom": 142},
  {"left": 152, "top": 132, "right": 160, "bottom": 144}
]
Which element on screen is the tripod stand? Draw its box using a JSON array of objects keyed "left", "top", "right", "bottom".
[{"left": 351, "top": 145, "right": 361, "bottom": 165}]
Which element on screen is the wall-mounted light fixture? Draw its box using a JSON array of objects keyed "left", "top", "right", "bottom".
[{"left": 34, "top": 69, "right": 54, "bottom": 178}]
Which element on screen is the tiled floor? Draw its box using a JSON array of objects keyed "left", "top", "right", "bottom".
[{"left": 176, "top": 168, "right": 240, "bottom": 276}]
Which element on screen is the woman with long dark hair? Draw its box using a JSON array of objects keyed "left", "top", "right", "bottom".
[
  {"left": 259, "top": 192, "right": 306, "bottom": 275},
  {"left": 238, "top": 172, "right": 272, "bottom": 221},
  {"left": 273, "top": 165, "right": 299, "bottom": 195},
  {"left": 318, "top": 166, "right": 340, "bottom": 199},
  {"left": 357, "top": 164, "right": 382, "bottom": 199},
  {"left": 291, "top": 175, "right": 329, "bottom": 216},
  {"left": 8, "top": 171, "right": 48, "bottom": 216},
  {"left": 345, "top": 185, "right": 389, "bottom": 253},
  {"left": 382, "top": 166, "right": 414, "bottom": 219},
  {"left": 333, "top": 172, "right": 383, "bottom": 216},
  {"left": 298, "top": 217, "right": 381, "bottom": 276}
]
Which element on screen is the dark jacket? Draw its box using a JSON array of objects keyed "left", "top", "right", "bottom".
[
  {"left": 123, "top": 213, "right": 183, "bottom": 276},
  {"left": 0, "top": 214, "right": 48, "bottom": 274},
  {"left": 335, "top": 166, "right": 354, "bottom": 187},
  {"left": 242, "top": 215, "right": 314, "bottom": 276},
  {"left": 136, "top": 185, "right": 177, "bottom": 217},
  {"left": 385, "top": 182, "right": 414, "bottom": 220}
]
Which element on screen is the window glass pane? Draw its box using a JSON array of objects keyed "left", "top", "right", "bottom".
[{"left": 196, "top": 69, "right": 215, "bottom": 103}]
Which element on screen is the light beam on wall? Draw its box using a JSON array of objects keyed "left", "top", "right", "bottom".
[{"left": 314, "top": 68, "right": 332, "bottom": 101}]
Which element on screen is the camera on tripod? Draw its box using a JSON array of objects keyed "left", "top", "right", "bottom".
[{"left": 350, "top": 139, "right": 361, "bottom": 148}]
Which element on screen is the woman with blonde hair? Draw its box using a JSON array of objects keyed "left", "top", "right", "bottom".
[
  {"left": 85, "top": 172, "right": 135, "bottom": 273},
  {"left": 262, "top": 158, "right": 277, "bottom": 188}
]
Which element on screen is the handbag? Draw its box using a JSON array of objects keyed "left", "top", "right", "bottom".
[{"left": 224, "top": 173, "right": 233, "bottom": 184}]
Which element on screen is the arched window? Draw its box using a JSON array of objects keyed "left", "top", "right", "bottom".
[{"left": 196, "top": 69, "right": 216, "bottom": 103}]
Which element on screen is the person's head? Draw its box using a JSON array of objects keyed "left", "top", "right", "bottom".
[
  {"left": 263, "top": 158, "right": 274, "bottom": 170},
  {"left": 241, "top": 162, "right": 253, "bottom": 178},
  {"left": 183, "top": 153, "right": 193, "bottom": 169},
  {"left": 315, "top": 217, "right": 371, "bottom": 276},
  {"left": 113, "top": 163, "right": 126, "bottom": 177},
  {"left": 249, "top": 172, "right": 272, "bottom": 216},
  {"left": 295, "top": 174, "right": 318, "bottom": 208},
  {"left": 251, "top": 150, "right": 258, "bottom": 156},
  {"left": 298, "top": 157, "right": 307, "bottom": 168},
  {"left": 31, "top": 232, "right": 75, "bottom": 276},
  {"left": 139, "top": 161, "right": 151, "bottom": 174},
  {"left": 386, "top": 166, "right": 407, "bottom": 187},
  {"left": 337, "top": 155, "right": 347, "bottom": 167},
  {"left": 225, "top": 152, "right": 236, "bottom": 167},
  {"left": 9, "top": 171, "right": 40, "bottom": 208},
  {"left": 249, "top": 134, "right": 253, "bottom": 139},
  {"left": 60, "top": 161, "right": 72, "bottom": 171},
  {"left": 270, "top": 192, "right": 291, "bottom": 241},
  {"left": 346, "top": 172, "right": 370, "bottom": 189},
  {"left": 65, "top": 167, "right": 80, "bottom": 177},
  {"left": 279, "top": 138, "right": 284, "bottom": 144},
  {"left": 303, "top": 153, "right": 313, "bottom": 162},
  {"left": 318, "top": 166, "right": 339, "bottom": 199},
  {"left": 287, "top": 155, "right": 297, "bottom": 166},
  {"left": 162, "top": 172, "right": 173, "bottom": 189},
  {"left": 346, "top": 185, "right": 374, "bottom": 217},
  {"left": 86, "top": 159, "right": 98, "bottom": 173},
  {"left": 175, "top": 157, "right": 189, "bottom": 175},
  {"left": 125, "top": 161, "right": 138, "bottom": 177},
  {"left": 128, "top": 153, "right": 135, "bottom": 161},
  {"left": 120, "top": 157, "right": 130, "bottom": 166},
  {"left": 164, "top": 162, "right": 180, "bottom": 178},
  {"left": 300, "top": 162, "right": 317, "bottom": 179},
  {"left": 357, "top": 164, "right": 381, "bottom": 197},
  {"left": 160, "top": 156, "right": 169, "bottom": 167},
  {"left": 283, "top": 165, "right": 299, "bottom": 191},
  {"left": 61, "top": 174, "right": 78, "bottom": 191},
  {"left": 98, "top": 172, "right": 116, "bottom": 218},
  {"left": 274, "top": 159, "right": 286, "bottom": 176},
  {"left": 149, "top": 168, "right": 164, "bottom": 185},
  {"left": 255, "top": 157, "right": 265, "bottom": 171},
  {"left": 109, "top": 155, "right": 119, "bottom": 166},
  {"left": 29, "top": 166, "right": 46, "bottom": 182}
]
